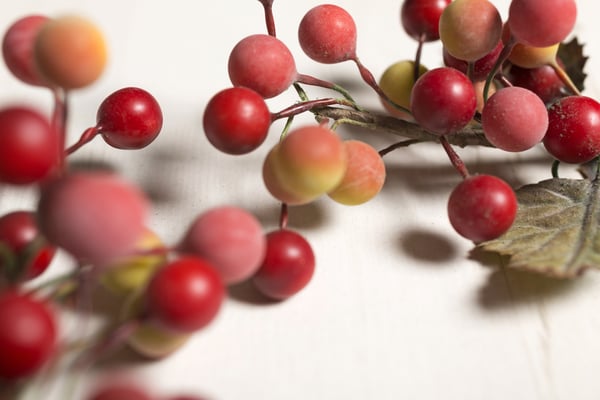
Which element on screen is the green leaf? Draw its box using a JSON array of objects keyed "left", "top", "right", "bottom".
[{"left": 475, "top": 177, "right": 600, "bottom": 278}]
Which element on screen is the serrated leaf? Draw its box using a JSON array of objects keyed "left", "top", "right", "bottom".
[
  {"left": 558, "top": 37, "right": 588, "bottom": 92},
  {"left": 476, "top": 177, "right": 600, "bottom": 278}
]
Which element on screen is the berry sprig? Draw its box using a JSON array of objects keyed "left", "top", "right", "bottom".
[{"left": 0, "top": 0, "right": 599, "bottom": 398}]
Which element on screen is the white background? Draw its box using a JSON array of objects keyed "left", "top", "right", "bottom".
[{"left": 2, "top": 1, "right": 600, "bottom": 399}]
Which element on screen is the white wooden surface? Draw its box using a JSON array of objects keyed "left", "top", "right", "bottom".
[{"left": 2, "top": 1, "right": 600, "bottom": 399}]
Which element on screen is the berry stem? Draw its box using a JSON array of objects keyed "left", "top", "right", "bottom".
[
  {"left": 52, "top": 88, "right": 68, "bottom": 172},
  {"left": 257, "top": 0, "right": 276, "bottom": 37},
  {"left": 72, "top": 318, "right": 142, "bottom": 370},
  {"left": 414, "top": 34, "right": 425, "bottom": 82},
  {"left": 313, "top": 106, "right": 492, "bottom": 147},
  {"left": 65, "top": 127, "right": 100, "bottom": 155},
  {"left": 379, "top": 139, "right": 422, "bottom": 157},
  {"left": 483, "top": 36, "right": 516, "bottom": 103},
  {"left": 352, "top": 57, "right": 412, "bottom": 115},
  {"left": 295, "top": 73, "right": 359, "bottom": 105},
  {"left": 279, "top": 203, "right": 288, "bottom": 229},
  {"left": 549, "top": 60, "right": 581, "bottom": 96},
  {"left": 440, "top": 136, "right": 470, "bottom": 179},
  {"left": 271, "top": 98, "right": 357, "bottom": 121}
]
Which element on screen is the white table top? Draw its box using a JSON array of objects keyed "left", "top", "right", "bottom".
[{"left": 2, "top": 1, "right": 600, "bottom": 399}]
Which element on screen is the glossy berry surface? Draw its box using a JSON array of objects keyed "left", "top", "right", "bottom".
[
  {"left": 543, "top": 96, "right": 600, "bottom": 164},
  {"left": 145, "top": 256, "right": 225, "bottom": 333},
  {"left": 228, "top": 34, "right": 297, "bottom": 99},
  {"left": 253, "top": 229, "right": 315, "bottom": 300},
  {"left": 400, "top": 0, "right": 451, "bottom": 42},
  {"left": 443, "top": 39, "right": 502, "bottom": 81},
  {"left": 0, "top": 290, "right": 57, "bottom": 380},
  {"left": 0, "top": 106, "right": 58, "bottom": 185},
  {"left": 447, "top": 174, "right": 517, "bottom": 243},
  {"left": 97, "top": 87, "right": 163, "bottom": 150},
  {"left": 2, "top": 14, "right": 50, "bottom": 86},
  {"left": 507, "top": 63, "right": 565, "bottom": 104},
  {"left": 0, "top": 210, "right": 55, "bottom": 281},
  {"left": 410, "top": 67, "right": 476, "bottom": 135},
  {"left": 203, "top": 87, "right": 271, "bottom": 155},
  {"left": 508, "top": 0, "right": 577, "bottom": 47},
  {"left": 298, "top": 4, "right": 357, "bottom": 64}
]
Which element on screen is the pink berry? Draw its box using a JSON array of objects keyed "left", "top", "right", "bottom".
[
  {"left": 228, "top": 34, "right": 297, "bottom": 98},
  {"left": 508, "top": 0, "right": 577, "bottom": 47},
  {"left": 298, "top": 4, "right": 357, "bottom": 64},
  {"left": 481, "top": 86, "right": 549, "bottom": 152},
  {"left": 37, "top": 172, "right": 149, "bottom": 266},
  {"left": 178, "top": 206, "right": 267, "bottom": 285}
]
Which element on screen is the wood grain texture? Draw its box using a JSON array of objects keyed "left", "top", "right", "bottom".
[{"left": 2, "top": 1, "right": 600, "bottom": 399}]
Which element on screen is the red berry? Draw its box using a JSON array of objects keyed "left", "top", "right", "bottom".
[
  {"left": 145, "top": 256, "right": 225, "bottom": 333},
  {"left": 0, "top": 106, "right": 59, "bottom": 185},
  {"left": 410, "top": 67, "right": 476, "bottom": 135},
  {"left": 203, "top": 87, "right": 271, "bottom": 155},
  {"left": 543, "top": 96, "right": 600, "bottom": 164},
  {"left": 253, "top": 229, "right": 315, "bottom": 300},
  {"left": 443, "top": 39, "right": 502, "bottom": 81},
  {"left": 401, "top": 0, "right": 451, "bottom": 42},
  {"left": 0, "top": 290, "right": 57, "bottom": 380},
  {"left": 0, "top": 211, "right": 55, "bottom": 281},
  {"left": 447, "top": 174, "right": 517, "bottom": 243},
  {"left": 2, "top": 15, "right": 50, "bottom": 86},
  {"left": 507, "top": 63, "right": 565, "bottom": 104},
  {"left": 97, "top": 87, "right": 163, "bottom": 150}
]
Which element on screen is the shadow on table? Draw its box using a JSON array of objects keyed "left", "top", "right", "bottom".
[
  {"left": 397, "top": 227, "right": 458, "bottom": 265},
  {"left": 471, "top": 248, "right": 582, "bottom": 310}
]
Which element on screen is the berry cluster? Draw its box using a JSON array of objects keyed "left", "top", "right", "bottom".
[{"left": 0, "top": 0, "right": 597, "bottom": 398}]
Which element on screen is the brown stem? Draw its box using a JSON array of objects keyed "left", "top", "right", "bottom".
[
  {"left": 414, "top": 34, "right": 425, "bottom": 82},
  {"left": 352, "top": 57, "right": 412, "bottom": 115},
  {"left": 379, "top": 139, "right": 422, "bottom": 157},
  {"left": 52, "top": 88, "right": 68, "bottom": 172},
  {"left": 279, "top": 203, "right": 288, "bottom": 229},
  {"left": 295, "top": 73, "right": 358, "bottom": 104},
  {"left": 313, "top": 106, "right": 492, "bottom": 148},
  {"left": 440, "top": 136, "right": 470, "bottom": 179},
  {"left": 257, "top": 0, "right": 276, "bottom": 36},
  {"left": 271, "top": 98, "right": 355, "bottom": 121}
]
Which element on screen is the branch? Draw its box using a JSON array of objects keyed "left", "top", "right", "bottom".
[{"left": 312, "top": 107, "right": 493, "bottom": 148}]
